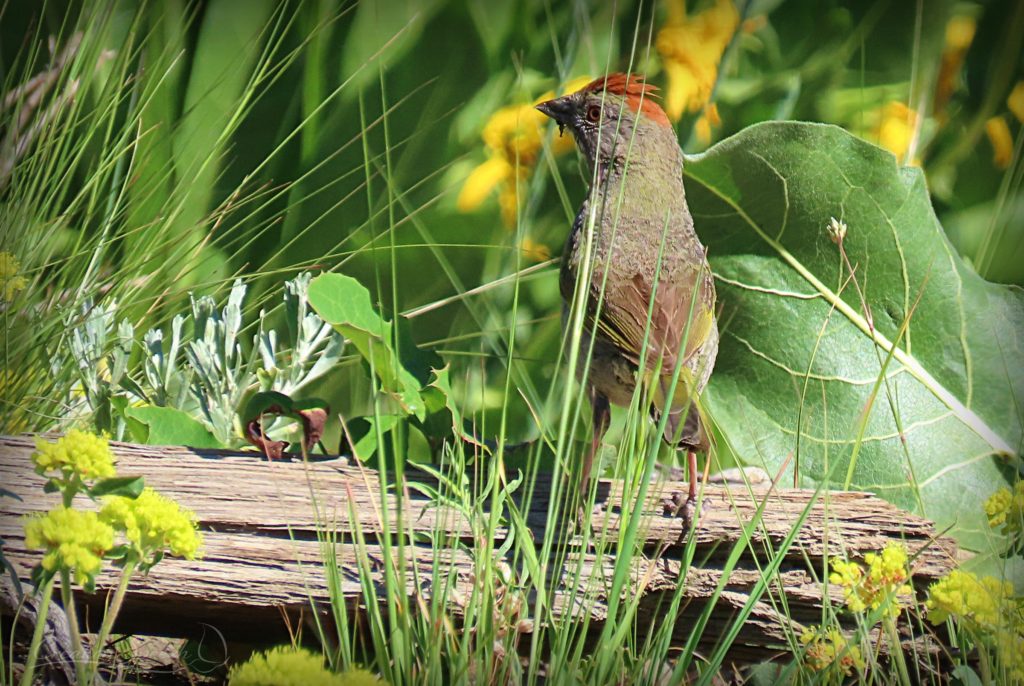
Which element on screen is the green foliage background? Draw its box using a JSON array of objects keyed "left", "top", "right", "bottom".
[
  {"left": 2, "top": 0, "right": 1024, "bottom": 681},
  {"left": 2, "top": 0, "right": 1023, "bottom": 605}
]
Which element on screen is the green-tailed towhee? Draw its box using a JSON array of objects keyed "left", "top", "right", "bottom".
[{"left": 536, "top": 73, "right": 718, "bottom": 525}]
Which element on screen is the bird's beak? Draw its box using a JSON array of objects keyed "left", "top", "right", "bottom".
[{"left": 535, "top": 96, "right": 573, "bottom": 129}]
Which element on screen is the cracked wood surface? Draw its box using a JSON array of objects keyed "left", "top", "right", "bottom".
[{"left": 0, "top": 435, "right": 959, "bottom": 662}]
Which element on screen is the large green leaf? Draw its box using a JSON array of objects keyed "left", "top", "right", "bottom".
[
  {"left": 684, "top": 122, "right": 1022, "bottom": 549},
  {"left": 307, "top": 273, "right": 424, "bottom": 419}
]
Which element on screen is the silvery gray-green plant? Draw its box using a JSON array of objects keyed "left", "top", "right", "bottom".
[{"left": 62, "top": 273, "right": 344, "bottom": 446}]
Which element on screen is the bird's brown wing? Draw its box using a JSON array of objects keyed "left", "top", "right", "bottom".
[{"left": 593, "top": 264, "right": 715, "bottom": 382}]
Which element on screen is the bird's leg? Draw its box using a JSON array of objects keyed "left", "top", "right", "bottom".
[
  {"left": 578, "top": 390, "right": 610, "bottom": 530},
  {"left": 659, "top": 405, "right": 707, "bottom": 532},
  {"left": 685, "top": 448, "right": 701, "bottom": 522}
]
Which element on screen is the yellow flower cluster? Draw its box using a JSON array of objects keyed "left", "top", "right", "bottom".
[
  {"left": 656, "top": 0, "right": 738, "bottom": 124},
  {"left": 32, "top": 429, "right": 117, "bottom": 482},
  {"left": 985, "top": 81, "right": 1024, "bottom": 170},
  {"left": 994, "top": 630, "right": 1024, "bottom": 684},
  {"left": 0, "top": 251, "right": 28, "bottom": 301},
  {"left": 926, "top": 570, "right": 1011, "bottom": 627},
  {"left": 23, "top": 507, "right": 114, "bottom": 585},
  {"left": 927, "top": 570, "right": 1024, "bottom": 682},
  {"left": 934, "top": 15, "right": 976, "bottom": 119},
  {"left": 829, "top": 543, "right": 912, "bottom": 617},
  {"left": 799, "top": 625, "right": 865, "bottom": 676},
  {"left": 228, "top": 646, "right": 382, "bottom": 686},
  {"left": 985, "top": 481, "right": 1023, "bottom": 540},
  {"left": 871, "top": 102, "right": 920, "bottom": 165},
  {"left": 458, "top": 76, "right": 590, "bottom": 232},
  {"left": 101, "top": 487, "right": 203, "bottom": 563}
]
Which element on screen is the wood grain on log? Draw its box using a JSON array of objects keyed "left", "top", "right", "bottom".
[{"left": 0, "top": 436, "right": 959, "bottom": 662}]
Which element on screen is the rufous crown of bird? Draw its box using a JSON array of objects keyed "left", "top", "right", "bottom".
[{"left": 536, "top": 73, "right": 759, "bottom": 530}]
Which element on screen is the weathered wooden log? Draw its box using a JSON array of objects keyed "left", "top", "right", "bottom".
[{"left": 0, "top": 435, "right": 959, "bottom": 663}]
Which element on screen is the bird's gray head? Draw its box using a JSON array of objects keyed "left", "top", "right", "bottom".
[{"left": 535, "top": 73, "right": 675, "bottom": 175}]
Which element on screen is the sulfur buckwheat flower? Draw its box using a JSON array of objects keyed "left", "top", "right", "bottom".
[
  {"left": 656, "top": 0, "right": 738, "bottom": 123},
  {"left": 0, "top": 251, "right": 28, "bottom": 301},
  {"left": 228, "top": 646, "right": 382, "bottom": 686},
  {"left": 926, "top": 570, "right": 1012, "bottom": 628},
  {"left": 458, "top": 76, "right": 591, "bottom": 227},
  {"left": 24, "top": 506, "right": 114, "bottom": 586},
  {"left": 32, "top": 429, "right": 117, "bottom": 483},
  {"left": 800, "top": 625, "right": 865, "bottom": 676},
  {"left": 101, "top": 487, "right": 203, "bottom": 567},
  {"left": 994, "top": 629, "right": 1024, "bottom": 683},
  {"left": 927, "top": 570, "right": 1024, "bottom": 681},
  {"left": 985, "top": 481, "right": 1024, "bottom": 546},
  {"left": 829, "top": 543, "right": 912, "bottom": 617}
]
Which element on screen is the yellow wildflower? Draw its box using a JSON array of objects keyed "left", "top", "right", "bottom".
[
  {"left": 32, "top": 429, "right": 117, "bottom": 482},
  {"left": 656, "top": 0, "right": 739, "bottom": 122},
  {"left": 985, "top": 116, "right": 1014, "bottom": 169},
  {"left": 994, "top": 629, "right": 1024, "bottom": 683},
  {"left": 101, "top": 487, "right": 203, "bottom": 564},
  {"left": 927, "top": 570, "right": 1024, "bottom": 681},
  {"left": 1008, "top": 81, "right": 1024, "bottom": 123},
  {"left": 934, "top": 15, "right": 976, "bottom": 117},
  {"left": 519, "top": 237, "right": 551, "bottom": 263},
  {"left": 800, "top": 625, "right": 865, "bottom": 676},
  {"left": 926, "top": 570, "right": 1011, "bottom": 628},
  {"left": 24, "top": 506, "right": 114, "bottom": 586},
  {"left": 693, "top": 103, "right": 722, "bottom": 146},
  {"left": 458, "top": 157, "right": 514, "bottom": 215},
  {"left": 872, "top": 102, "right": 920, "bottom": 164},
  {"left": 228, "top": 646, "right": 381, "bottom": 686},
  {"left": 829, "top": 543, "right": 912, "bottom": 618},
  {"left": 458, "top": 76, "right": 591, "bottom": 227},
  {"left": 985, "top": 482, "right": 1024, "bottom": 540},
  {"left": 0, "top": 251, "right": 28, "bottom": 301}
]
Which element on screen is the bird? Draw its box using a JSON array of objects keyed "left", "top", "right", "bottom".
[{"left": 535, "top": 73, "right": 718, "bottom": 527}]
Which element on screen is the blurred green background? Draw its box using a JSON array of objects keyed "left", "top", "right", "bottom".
[{"left": 2, "top": 0, "right": 1022, "bottom": 442}]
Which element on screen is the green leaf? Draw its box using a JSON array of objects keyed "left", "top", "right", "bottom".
[
  {"left": 951, "top": 665, "right": 984, "bottom": 686},
  {"left": 123, "top": 405, "right": 222, "bottom": 448},
  {"left": 307, "top": 273, "right": 424, "bottom": 419},
  {"left": 339, "top": 0, "right": 442, "bottom": 96},
  {"left": 90, "top": 476, "right": 145, "bottom": 499},
  {"left": 170, "top": 0, "right": 275, "bottom": 285},
  {"left": 467, "top": 0, "right": 516, "bottom": 62},
  {"left": 424, "top": 365, "right": 484, "bottom": 449},
  {"left": 352, "top": 415, "right": 401, "bottom": 462},
  {"left": 685, "top": 122, "right": 1022, "bottom": 551},
  {"left": 241, "top": 391, "right": 330, "bottom": 459},
  {"left": 124, "top": 0, "right": 187, "bottom": 273}
]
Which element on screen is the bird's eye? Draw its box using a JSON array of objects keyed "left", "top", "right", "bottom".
[{"left": 586, "top": 105, "right": 602, "bottom": 123}]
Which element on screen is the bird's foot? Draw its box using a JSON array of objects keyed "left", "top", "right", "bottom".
[{"left": 662, "top": 491, "right": 707, "bottom": 533}]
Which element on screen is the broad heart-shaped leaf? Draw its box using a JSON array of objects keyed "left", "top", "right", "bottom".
[
  {"left": 123, "top": 405, "right": 222, "bottom": 448},
  {"left": 684, "top": 122, "right": 1022, "bottom": 551},
  {"left": 307, "top": 273, "right": 424, "bottom": 420}
]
